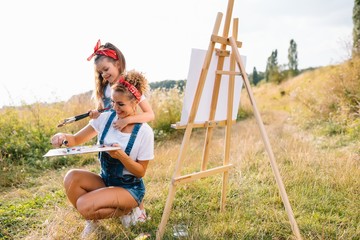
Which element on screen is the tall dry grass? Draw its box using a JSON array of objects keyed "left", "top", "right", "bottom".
[
  {"left": 281, "top": 57, "right": 360, "bottom": 141},
  {"left": 1, "top": 66, "right": 360, "bottom": 239},
  {"left": 148, "top": 88, "right": 184, "bottom": 140},
  {"left": 8, "top": 94, "right": 358, "bottom": 239}
]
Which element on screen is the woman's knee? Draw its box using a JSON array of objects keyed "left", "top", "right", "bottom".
[
  {"left": 63, "top": 169, "right": 83, "bottom": 188},
  {"left": 76, "top": 196, "right": 93, "bottom": 218}
]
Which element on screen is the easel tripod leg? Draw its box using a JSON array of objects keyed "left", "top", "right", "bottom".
[
  {"left": 228, "top": 36, "right": 302, "bottom": 240},
  {"left": 220, "top": 171, "right": 229, "bottom": 211},
  {"left": 156, "top": 184, "right": 177, "bottom": 240}
]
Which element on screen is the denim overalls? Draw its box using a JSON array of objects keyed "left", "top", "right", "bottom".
[
  {"left": 98, "top": 111, "right": 145, "bottom": 205},
  {"left": 102, "top": 84, "right": 112, "bottom": 109}
]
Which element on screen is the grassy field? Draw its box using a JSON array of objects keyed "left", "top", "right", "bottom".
[{"left": 1, "top": 62, "right": 359, "bottom": 239}]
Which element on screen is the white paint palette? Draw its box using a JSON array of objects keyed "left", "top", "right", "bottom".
[{"left": 43, "top": 145, "right": 121, "bottom": 157}]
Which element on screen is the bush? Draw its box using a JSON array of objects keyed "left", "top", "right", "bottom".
[
  {"left": 148, "top": 88, "right": 184, "bottom": 140},
  {"left": 0, "top": 101, "right": 99, "bottom": 187},
  {"left": 0, "top": 106, "right": 54, "bottom": 168}
]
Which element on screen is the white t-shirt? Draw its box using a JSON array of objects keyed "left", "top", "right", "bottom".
[{"left": 90, "top": 111, "right": 154, "bottom": 176}]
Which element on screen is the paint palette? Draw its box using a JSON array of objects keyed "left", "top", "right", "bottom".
[{"left": 43, "top": 145, "right": 121, "bottom": 157}]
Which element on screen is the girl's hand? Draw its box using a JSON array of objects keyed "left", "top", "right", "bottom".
[
  {"left": 113, "top": 118, "right": 129, "bottom": 131},
  {"left": 89, "top": 110, "right": 101, "bottom": 119},
  {"left": 51, "top": 133, "right": 67, "bottom": 148}
]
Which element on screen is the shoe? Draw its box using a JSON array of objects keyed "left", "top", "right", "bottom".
[
  {"left": 121, "top": 207, "right": 147, "bottom": 228},
  {"left": 121, "top": 212, "right": 132, "bottom": 228},
  {"left": 81, "top": 220, "right": 99, "bottom": 238},
  {"left": 137, "top": 208, "right": 147, "bottom": 223}
]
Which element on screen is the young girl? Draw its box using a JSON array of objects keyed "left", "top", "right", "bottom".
[
  {"left": 51, "top": 71, "right": 154, "bottom": 237},
  {"left": 87, "top": 39, "right": 155, "bottom": 130}
]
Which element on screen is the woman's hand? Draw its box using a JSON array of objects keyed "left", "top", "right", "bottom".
[
  {"left": 107, "top": 143, "right": 148, "bottom": 178},
  {"left": 89, "top": 110, "right": 101, "bottom": 119},
  {"left": 51, "top": 133, "right": 67, "bottom": 148},
  {"left": 107, "top": 143, "right": 123, "bottom": 159}
]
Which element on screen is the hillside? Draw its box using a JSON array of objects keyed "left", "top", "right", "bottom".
[
  {"left": 0, "top": 61, "right": 359, "bottom": 239},
  {"left": 242, "top": 59, "right": 360, "bottom": 153}
]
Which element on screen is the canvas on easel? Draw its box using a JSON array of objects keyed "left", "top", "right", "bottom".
[
  {"left": 179, "top": 48, "right": 246, "bottom": 126},
  {"left": 156, "top": 0, "right": 302, "bottom": 239}
]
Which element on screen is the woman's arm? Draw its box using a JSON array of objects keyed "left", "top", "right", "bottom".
[
  {"left": 51, "top": 124, "right": 97, "bottom": 147},
  {"left": 113, "top": 99, "right": 155, "bottom": 130},
  {"left": 107, "top": 147, "right": 150, "bottom": 178}
]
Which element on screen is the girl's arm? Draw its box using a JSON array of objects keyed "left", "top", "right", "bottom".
[
  {"left": 113, "top": 99, "right": 155, "bottom": 130},
  {"left": 133, "top": 99, "right": 155, "bottom": 122},
  {"left": 51, "top": 124, "right": 97, "bottom": 147}
]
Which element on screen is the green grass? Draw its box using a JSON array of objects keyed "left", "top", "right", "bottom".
[
  {"left": 1, "top": 61, "right": 360, "bottom": 239},
  {"left": 1, "top": 112, "right": 359, "bottom": 239},
  {"left": 0, "top": 190, "right": 65, "bottom": 239}
]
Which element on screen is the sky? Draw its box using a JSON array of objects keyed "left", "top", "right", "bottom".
[{"left": 0, "top": 0, "right": 354, "bottom": 107}]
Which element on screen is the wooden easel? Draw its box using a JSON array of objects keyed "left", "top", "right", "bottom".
[{"left": 156, "top": 0, "right": 302, "bottom": 239}]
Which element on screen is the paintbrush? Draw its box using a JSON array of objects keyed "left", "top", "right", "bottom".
[{"left": 57, "top": 107, "right": 110, "bottom": 127}]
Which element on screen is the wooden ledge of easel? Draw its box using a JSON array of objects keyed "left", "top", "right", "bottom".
[
  {"left": 171, "top": 120, "right": 236, "bottom": 129},
  {"left": 172, "top": 164, "right": 234, "bottom": 186},
  {"left": 211, "top": 35, "right": 242, "bottom": 48},
  {"left": 215, "top": 48, "right": 230, "bottom": 57}
]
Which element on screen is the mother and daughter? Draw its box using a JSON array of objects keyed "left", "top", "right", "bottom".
[{"left": 50, "top": 40, "right": 155, "bottom": 237}]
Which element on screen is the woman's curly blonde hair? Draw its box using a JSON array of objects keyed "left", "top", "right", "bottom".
[{"left": 112, "top": 70, "right": 149, "bottom": 101}]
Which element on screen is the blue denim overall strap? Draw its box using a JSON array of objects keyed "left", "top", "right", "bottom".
[
  {"left": 125, "top": 123, "right": 142, "bottom": 155},
  {"left": 99, "top": 111, "right": 117, "bottom": 145},
  {"left": 102, "top": 97, "right": 111, "bottom": 109},
  {"left": 102, "top": 85, "right": 112, "bottom": 109}
]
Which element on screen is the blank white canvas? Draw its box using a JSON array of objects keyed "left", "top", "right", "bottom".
[{"left": 180, "top": 48, "right": 246, "bottom": 125}]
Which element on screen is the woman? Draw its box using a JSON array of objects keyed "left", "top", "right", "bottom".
[{"left": 51, "top": 70, "right": 154, "bottom": 237}]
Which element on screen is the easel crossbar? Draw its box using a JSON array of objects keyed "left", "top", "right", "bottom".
[
  {"left": 173, "top": 164, "right": 233, "bottom": 185},
  {"left": 211, "top": 35, "right": 242, "bottom": 48}
]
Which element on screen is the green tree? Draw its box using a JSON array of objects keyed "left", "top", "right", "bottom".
[
  {"left": 149, "top": 80, "right": 186, "bottom": 92},
  {"left": 288, "top": 39, "right": 299, "bottom": 76},
  {"left": 252, "top": 67, "right": 258, "bottom": 85},
  {"left": 265, "top": 49, "right": 281, "bottom": 83},
  {"left": 248, "top": 68, "right": 265, "bottom": 86},
  {"left": 252, "top": 67, "right": 260, "bottom": 85},
  {"left": 353, "top": 0, "right": 360, "bottom": 55}
]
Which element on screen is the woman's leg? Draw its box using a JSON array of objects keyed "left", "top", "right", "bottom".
[
  {"left": 76, "top": 187, "right": 138, "bottom": 220},
  {"left": 64, "top": 169, "right": 138, "bottom": 220},
  {"left": 139, "top": 201, "right": 144, "bottom": 210},
  {"left": 63, "top": 169, "right": 105, "bottom": 208}
]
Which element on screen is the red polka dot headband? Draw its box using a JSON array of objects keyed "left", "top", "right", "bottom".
[
  {"left": 87, "top": 39, "right": 118, "bottom": 61},
  {"left": 118, "top": 76, "right": 142, "bottom": 101}
]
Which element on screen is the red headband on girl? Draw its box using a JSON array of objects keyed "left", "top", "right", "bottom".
[
  {"left": 87, "top": 39, "right": 118, "bottom": 61},
  {"left": 118, "top": 76, "right": 142, "bottom": 101}
]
